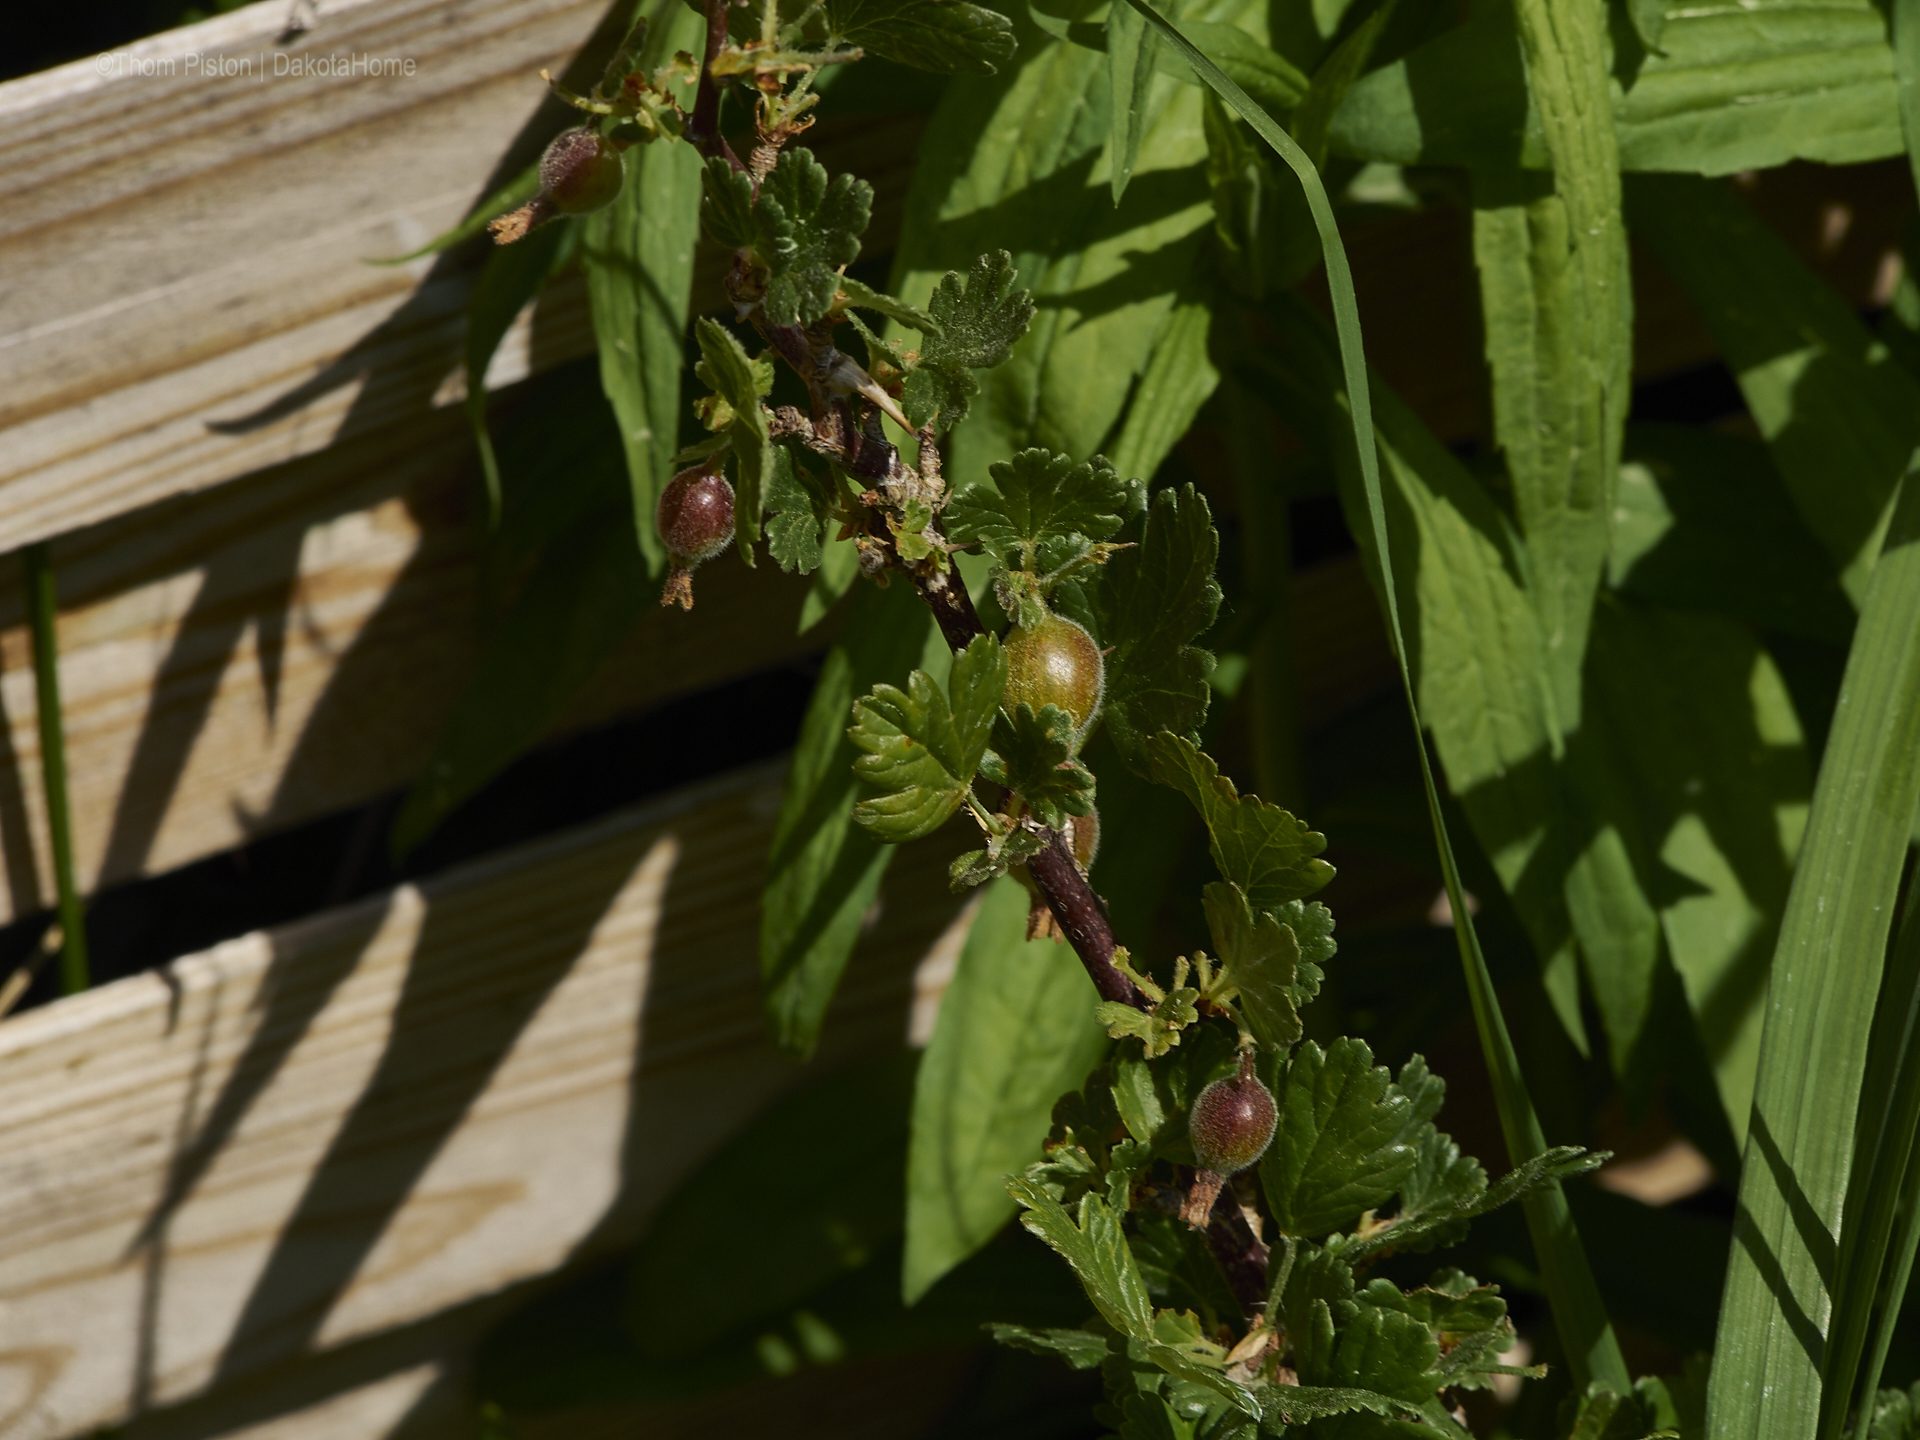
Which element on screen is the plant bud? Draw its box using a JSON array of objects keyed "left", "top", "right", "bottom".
[
  {"left": 657, "top": 467, "right": 734, "bottom": 609},
  {"left": 1190, "top": 1050, "right": 1278, "bottom": 1178},
  {"left": 539, "top": 127, "right": 626, "bottom": 215},
  {"left": 1004, "top": 614, "right": 1104, "bottom": 735}
]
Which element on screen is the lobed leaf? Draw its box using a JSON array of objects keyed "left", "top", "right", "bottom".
[
  {"left": 1261, "top": 1038, "right": 1417, "bottom": 1240},
  {"left": 838, "top": 274, "right": 939, "bottom": 333},
  {"left": 901, "top": 251, "right": 1037, "bottom": 431},
  {"left": 946, "top": 448, "right": 1131, "bottom": 575},
  {"left": 1075, "top": 487, "right": 1222, "bottom": 773},
  {"left": 1148, "top": 733, "right": 1333, "bottom": 909},
  {"left": 753, "top": 148, "right": 874, "bottom": 327},
  {"left": 763, "top": 446, "right": 834, "bottom": 574},
  {"left": 1199, "top": 881, "right": 1304, "bottom": 1051},
  {"left": 849, "top": 632, "right": 1006, "bottom": 841},
  {"left": 988, "top": 1323, "right": 1111, "bottom": 1369},
  {"left": 984, "top": 702, "right": 1096, "bottom": 830},
  {"left": 1007, "top": 1178, "right": 1156, "bottom": 1340},
  {"left": 825, "top": 0, "right": 1017, "bottom": 73}
]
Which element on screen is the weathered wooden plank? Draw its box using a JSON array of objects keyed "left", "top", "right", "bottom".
[
  {"left": 0, "top": 418, "right": 821, "bottom": 923},
  {"left": 0, "top": 759, "right": 968, "bottom": 1440}
]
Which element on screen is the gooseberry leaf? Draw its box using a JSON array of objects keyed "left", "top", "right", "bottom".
[
  {"left": 838, "top": 274, "right": 938, "bottom": 333},
  {"left": 825, "top": 0, "right": 1017, "bottom": 73},
  {"left": 1200, "top": 881, "right": 1303, "bottom": 1051},
  {"left": 693, "top": 318, "right": 773, "bottom": 559},
  {"left": 1147, "top": 733, "right": 1334, "bottom": 909},
  {"left": 764, "top": 446, "right": 833, "bottom": 574},
  {"left": 947, "top": 825, "right": 1044, "bottom": 892},
  {"left": 1345, "top": 1144, "right": 1605, "bottom": 1262},
  {"left": 947, "top": 449, "right": 1134, "bottom": 575},
  {"left": 700, "top": 156, "right": 755, "bottom": 249},
  {"left": 1096, "top": 984, "right": 1200, "bottom": 1059},
  {"left": 1375, "top": 1055, "right": 1485, "bottom": 1255},
  {"left": 983, "top": 702, "right": 1095, "bottom": 830},
  {"left": 754, "top": 148, "right": 874, "bottom": 327},
  {"left": 1073, "top": 487, "right": 1221, "bottom": 772},
  {"left": 1261, "top": 1038, "right": 1418, "bottom": 1241},
  {"left": 987, "top": 1324, "right": 1110, "bottom": 1369},
  {"left": 1305, "top": 1302, "right": 1441, "bottom": 1408},
  {"left": 901, "top": 251, "right": 1036, "bottom": 431},
  {"left": 848, "top": 632, "right": 1006, "bottom": 841},
  {"left": 1006, "top": 1178, "right": 1155, "bottom": 1341}
]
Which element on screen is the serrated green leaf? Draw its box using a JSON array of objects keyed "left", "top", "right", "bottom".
[
  {"left": 1008, "top": 1179, "right": 1155, "bottom": 1339},
  {"left": 838, "top": 274, "right": 940, "bottom": 332},
  {"left": 987, "top": 703, "right": 1096, "bottom": 829},
  {"left": 1312, "top": 1303, "right": 1441, "bottom": 1406},
  {"left": 1079, "top": 487, "right": 1221, "bottom": 772},
  {"left": 1258, "top": 1383, "right": 1426, "bottom": 1426},
  {"left": 1347, "top": 1145, "right": 1604, "bottom": 1261},
  {"left": 850, "top": 631, "right": 1006, "bottom": 840},
  {"left": 1200, "top": 881, "right": 1303, "bottom": 1050},
  {"left": 947, "top": 448, "right": 1130, "bottom": 574},
  {"left": 693, "top": 318, "right": 774, "bottom": 560},
  {"left": 1262, "top": 1037, "right": 1416, "bottom": 1240},
  {"left": 906, "top": 874, "right": 1109, "bottom": 1301},
  {"left": 1097, "top": 984, "right": 1200, "bottom": 1058},
  {"left": 761, "top": 581, "right": 937, "bottom": 1054},
  {"left": 764, "top": 446, "right": 833, "bottom": 574},
  {"left": 700, "top": 154, "right": 756, "bottom": 249},
  {"left": 948, "top": 826, "right": 1045, "bottom": 891},
  {"left": 1147, "top": 733, "right": 1333, "bottom": 908},
  {"left": 753, "top": 148, "right": 874, "bottom": 327},
  {"left": 988, "top": 1323, "right": 1111, "bottom": 1368},
  {"left": 825, "top": 0, "right": 1017, "bottom": 73},
  {"left": 901, "top": 250, "right": 1038, "bottom": 431},
  {"left": 584, "top": 114, "right": 703, "bottom": 570}
]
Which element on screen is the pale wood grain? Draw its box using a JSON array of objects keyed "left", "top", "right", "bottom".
[{"left": 0, "top": 760, "right": 969, "bottom": 1440}]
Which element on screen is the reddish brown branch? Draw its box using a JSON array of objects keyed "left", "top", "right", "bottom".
[
  {"left": 687, "top": 0, "right": 744, "bottom": 170},
  {"left": 1027, "top": 832, "right": 1147, "bottom": 1010}
]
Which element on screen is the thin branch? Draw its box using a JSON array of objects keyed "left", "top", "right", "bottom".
[
  {"left": 1027, "top": 831, "right": 1146, "bottom": 1010},
  {"left": 687, "top": 0, "right": 744, "bottom": 170}
]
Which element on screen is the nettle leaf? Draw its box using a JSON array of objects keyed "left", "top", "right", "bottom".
[
  {"left": 700, "top": 155, "right": 755, "bottom": 249},
  {"left": 1200, "top": 881, "right": 1303, "bottom": 1050},
  {"left": 983, "top": 703, "right": 1097, "bottom": 830},
  {"left": 1262, "top": 1038, "right": 1418, "bottom": 1240},
  {"left": 825, "top": 0, "right": 1017, "bottom": 73},
  {"left": 1078, "top": 488, "right": 1222, "bottom": 773},
  {"left": 849, "top": 632, "right": 1006, "bottom": 840},
  {"left": 764, "top": 446, "right": 834, "bottom": 574},
  {"left": 947, "top": 448, "right": 1133, "bottom": 575},
  {"left": 838, "top": 273, "right": 939, "bottom": 333},
  {"left": 693, "top": 318, "right": 774, "bottom": 557},
  {"left": 988, "top": 1323, "right": 1110, "bottom": 1369},
  {"left": 901, "top": 250, "right": 1036, "bottom": 431},
  {"left": 753, "top": 148, "right": 873, "bottom": 327},
  {"left": 1148, "top": 734, "right": 1334, "bottom": 909},
  {"left": 1008, "top": 1177, "right": 1155, "bottom": 1340}
]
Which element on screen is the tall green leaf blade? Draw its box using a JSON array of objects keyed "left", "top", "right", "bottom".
[
  {"left": 760, "top": 581, "right": 939, "bottom": 1055},
  {"left": 887, "top": 7, "right": 1223, "bottom": 491},
  {"left": 1289, "top": 0, "right": 1397, "bottom": 170},
  {"left": 903, "top": 875, "right": 1109, "bottom": 1302},
  {"left": 583, "top": 106, "right": 705, "bottom": 571},
  {"left": 1708, "top": 475, "right": 1920, "bottom": 1440},
  {"left": 1129, "top": 1, "right": 1628, "bottom": 1392},
  {"left": 1108, "top": 0, "right": 1159, "bottom": 203},
  {"left": 1626, "top": 173, "right": 1920, "bottom": 605}
]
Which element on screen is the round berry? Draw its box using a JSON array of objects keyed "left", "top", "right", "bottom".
[
  {"left": 1190, "top": 1051, "right": 1277, "bottom": 1178},
  {"left": 1004, "top": 614, "right": 1104, "bottom": 734},
  {"left": 657, "top": 467, "right": 734, "bottom": 567},
  {"left": 540, "top": 128, "right": 625, "bottom": 215}
]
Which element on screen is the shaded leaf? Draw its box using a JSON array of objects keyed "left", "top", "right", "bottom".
[
  {"left": 989, "top": 1323, "right": 1111, "bottom": 1368},
  {"left": 1147, "top": 733, "right": 1334, "bottom": 908},
  {"left": 1007, "top": 1178, "right": 1156, "bottom": 1339},
  {"left": 1200, "top": 880, "right": 1304, "bottom": 1050},
  {"left": 754, "top": 148, "right": 874, "bottom": 327},
  {"left": 947, "top": 448, "right": 1131, "bottom": 574},
  {"left": 693, "top": 317, "right": 775, "bottom": 558},
  {"left": 1262, "top": 1037, "right": 1416, "bottom": 1239},
  {"left": 825, "top": 0, "right": 1017, "bottom": 73},
  {"left": 901, "top": 250, "right": 1037, "bottom": 431},
  {"left": 1107, "top": 0, "right": 1159, "bottom": 202},
  {"left": 764, "top": 446, "right": 834, "bottom": 574},
  {"left": 838, "top": 273, "right": 940, "bottom": 332},
  {"left": 986, "top": 702, "right": 1097, "bottom": 829},
  {"left": 906, "top": 875, "right": 1109, "bottom": 1300},
  {"left": 850, "top": 631, "right": 1006, "bottom": 840}
]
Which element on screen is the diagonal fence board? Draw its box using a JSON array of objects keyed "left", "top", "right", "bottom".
[
  {"left": 0, "top": 759, "right": 970, "bottom": 1440},
  {"left": 0, "top": 0, "right": 925, "bottom": 555},
  {"left": 0, "top": 420, "right": 821, "bottom": 923}
]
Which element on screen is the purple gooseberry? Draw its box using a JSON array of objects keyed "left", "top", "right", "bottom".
[
  {"left": 657, "top": 467, "right": 735, "bottom": 610},
  {"left": 1181, "top": 1050, "right": 1278, "bottom": 1227},
  {"left": 539, "top": 128, "right": 626, "bottom": 215}
]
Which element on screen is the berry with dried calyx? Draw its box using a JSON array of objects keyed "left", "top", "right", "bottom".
[
  {"left": 1004, "top": 614, "right": 1104, "bottom": 735},
  {"left": 1181, "top": 1050, "right": 1277, "bottom": 1227},
  {"left": 657, "top": 466, "right": 735, "bottom": 610},
  {"left": 540, "top": 127, "right": 626, "bottom": 214}
]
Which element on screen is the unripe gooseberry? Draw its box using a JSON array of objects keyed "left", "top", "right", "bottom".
[
  {"left": 657, "top": 467, "right": 734, "bottom": 610},
  {"left": 539, "top": 128, "right": 626, "bottom": 215},
  {"left": 1190, "top": 1051, "right": 1278, "bottom": 1178},
  {"left": 1004, "top": 614, "right": 1104, "bottom": 734}
]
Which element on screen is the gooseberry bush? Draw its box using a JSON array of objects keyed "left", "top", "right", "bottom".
[{"left": 474, "top": 8, "right": 1638, "bottom": 1434}]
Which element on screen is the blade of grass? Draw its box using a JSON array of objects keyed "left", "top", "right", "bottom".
[
  {"left": 1707, "top": 471, "right": 1920, "bottom": 1440},
  {"left": 21, "top": 544, "right": 88, "bottom": 996},
  {"left": 1122, "top": 0, "right": 1629, "bottom": 1396},
  {"left": 1829, "top": 884, "right": 1920, "bottom": 1438}
]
